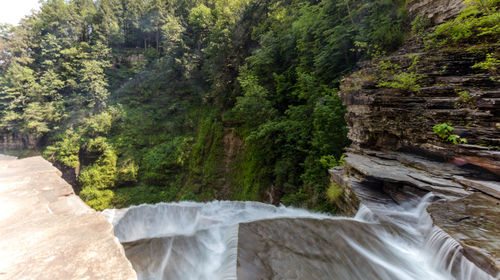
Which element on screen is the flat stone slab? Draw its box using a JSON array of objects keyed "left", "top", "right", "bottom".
[
  {"left": 0, "top": 156, "right": 136, "bottom": 279},
  {"left": 343, "top": 152, "right": 472, "bottom": 198},
  {"left": 453, "top": 176, "right": 500, "bottom": 199}
]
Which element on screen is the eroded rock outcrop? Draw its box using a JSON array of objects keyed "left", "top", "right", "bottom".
[
  {"left": 0, "top": 155, "right": 136, "bottom": 279},
  {"left": 332, "top": 0, "right": 500, "bottom": 277}
]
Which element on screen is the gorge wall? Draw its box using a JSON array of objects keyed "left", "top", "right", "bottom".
[
  {"left": 0, "top": 155, "right": 136, "bottom": 279},
  {"left": 332, "top": 0, "right": 500, "bottom": 277}
]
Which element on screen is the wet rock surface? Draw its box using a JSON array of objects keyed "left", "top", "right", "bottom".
[
  {"left": 0, "top": 155, "right": 136, "bottom": 280},
  {"left": 428, "top": 193, "right": 500, "bottom": 277},
  {"left": 331, "top": 150, "right": 500, "bottom": 278},
  {"left": 338, "top": 29, "right": 500, "bottom": 174},
  {"left": 334, "top": 4, "right": 500, "bottom": 276},
  {"left": 237, "top": 218, "right": 410, "bottom": 280}
]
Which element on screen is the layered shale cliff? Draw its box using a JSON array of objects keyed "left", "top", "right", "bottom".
[
  {"left": 332, "top": 0, "right": 500, "bottom": 278},
  {"left": 0, "top": 155, "right": 136, "bottom": 279}
]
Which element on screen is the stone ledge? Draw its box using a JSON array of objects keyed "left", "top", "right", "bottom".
[
  {"left": 427, "top": 193, "right": 500, "bottom": 277},
  {"left": 332, "top": 151, "right": 500, "bottom": 278},
  {"left": 0, "top": 156, "right": 136, "bottom": 280}
]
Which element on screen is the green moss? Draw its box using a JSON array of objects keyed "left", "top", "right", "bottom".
[
  {"left": 326, "top": 182, "right": 344, "bottom": 202},
  {"left": 186, "top": 109, "right": 225, "bottom": 191},
  {"left": 113, "top": 184, "right": 179, "bottom": 208}
]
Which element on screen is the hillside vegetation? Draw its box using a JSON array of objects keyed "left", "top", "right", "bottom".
[{"left": 0, "top": 0, "right": 409, "bottom": 211}]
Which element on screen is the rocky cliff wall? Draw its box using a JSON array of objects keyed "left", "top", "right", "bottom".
[
  {"left": 332, "top": 0, "right": 500, "bottom": 277},
  {"left": 0, "top": 155, "right": 136, "bottom": 279},
  {"left": 0, "top": 134, "right": 39, "bottom": 152},
  {"left": 407, "top": 0, "right": 463, "bottom": 24}
]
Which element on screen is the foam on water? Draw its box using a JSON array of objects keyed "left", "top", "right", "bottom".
[{"left": 103, "top": 194, "right": 494, "bottom": 280}]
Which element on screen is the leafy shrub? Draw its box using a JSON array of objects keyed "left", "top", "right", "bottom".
[
  {"left": 115, "top": 159, "right": 139, "bottom": 185},
  {"left": 78, "top": 137, "right": 118, "bottom": 209},
  {"left": 411, "top": 15, "right": 432, "bottom": 37},
  {"left": 79, "top": 187, "right": 114, "bottom": 210},
  {"left": 376, "top": 56, "right": 426, "bottom": 91},
  {"left": 319, "top": 154, "right": 345, "bottom": 168},
  {"left": 377, "top": 72, "right": 426, "bottom": 91},
  {"left": 433, "top": 123, "right": 467, "bottom": 144},
  {"left": 82, "top": 111, "right": 114, "bottom": 137},
  {"left": 472, "top": 52, "right": 500, "bottom": 78},
  {"left": 140, "top": 136, "right": 191, "bottom": 185},
  {"left": 428, "top": 0, "right": 500, "bottom": 46},
  {"left": 455, "top": 90, "right": 476, "bottom": 108},
  {"left": 43, "top": 130, "right": 81, "bottom": 168},
  {"left": 326, "top": 182, "right": 343, "bottom": 202}
]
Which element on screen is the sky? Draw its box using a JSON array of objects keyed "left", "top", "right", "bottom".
[{"left": 0, "top": 0, "right": 41, "bottom": 25}]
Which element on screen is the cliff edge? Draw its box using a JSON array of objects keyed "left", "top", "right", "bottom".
[
  {"left": 0, "top": 155, "right": 136, "bottom": 279},
  {"left": 332, "top": 0, "right": 500, "bottom": 277}
]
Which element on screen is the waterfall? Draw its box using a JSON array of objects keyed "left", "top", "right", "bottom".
[{"left": 103, "top": 194, "right": 495, "bottom": 280}]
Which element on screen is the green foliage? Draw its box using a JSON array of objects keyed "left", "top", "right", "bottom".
[
  {"left": 433, "top": 123, "right": 454, "bottom": 139},
  {"left": 377, "top": 72, "right": 426, "bottom": 91},
  {"left": 232, "top": 68, "right": 276, "bottom": 130},
  {"left": 113, "top": 184, "right": 178, "bottom": 208},
  {"left": 377, "top": 56, "right": 426, "bottom": 91},
  {"left": 428, "top": 0, "right": 500, "bottom": 46},
  {"left": 319, "top": 154, "right": 345, "bottom": 169},
  {"left": 411, "top": 15, "right": 431, "bottom": 37},
  {"left": 455, "top": 90, "right": 476, "bottom": 108},
  {"left": 141, "top": 136, "right": 191, "bottom": 185},
  {"left": 433, "top": 123, "right": 467, "bottom": 144},
  {"left": 42, "top": 130, "right": 81, "bottom": 168},
  {"left": 472, "top": 52, "right": 500, "bottom": 76},
  {"left": 2, "top": 0, "right": 408, "bottom": 212},
  {"left": 77, "top": 137, "right": 118, "bottom": 209},
  {"left": 187, "top": 112, "right": 224, "bottom": 188},
  {"left": 78, "top": 137, "right": 118, "bottom": 189},
  {"left": 80, "top": 188, "right": 115, "bottom": 210},
  {"left": 326, "top": 182, "right": 343, "bottom": 202}
]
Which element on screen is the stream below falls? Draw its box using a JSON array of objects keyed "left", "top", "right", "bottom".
[{"left": 103, "top": 193, "right": 494, "bottom": 280}]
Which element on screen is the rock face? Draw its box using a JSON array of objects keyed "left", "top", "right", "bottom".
[
  {"left": 237, "top": 218, "right": 402, "bottom": 280},
  {"left": 427, "top": 193, "right": 500, "bottom": 276},
  {"left": 0, "top": 155, "right": 136, "bottom": 279},
  {"left": 333, "top": 0, "right": 500, "bottom": 277},
  {"left": 339, "top": 42, "right": 500, "bottom": 172},
  {"left": 407, "top": 0, "right": 463, "bottom": 24},
  {"left": 0, "top": 134, "right": 39, "bottom": 152}
]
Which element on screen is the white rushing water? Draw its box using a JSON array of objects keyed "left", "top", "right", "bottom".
[{"left": 103, "top": 194, "right": 495, "bottom": 280}]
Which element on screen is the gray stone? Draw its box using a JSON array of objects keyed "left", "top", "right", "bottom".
[
  {"left": 427, "top": 193, "right": 500, "bottom": 277},
  {"left": 343, "top": 152, "right": 470, "bottom": 198},
  {"left": 453, "top": 176, "right": 500, "bottom": 199},
  {"left": 237, "top": 218, "right": 405, "bottom": 280}
]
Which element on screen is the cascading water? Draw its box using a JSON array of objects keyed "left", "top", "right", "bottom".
[{"left": 103, "top": 194, "right": 495, "bottom": 280}]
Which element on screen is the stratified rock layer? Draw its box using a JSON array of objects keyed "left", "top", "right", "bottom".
[
  {"left": 0, "top": 155, "right": 136, "bottom": 280},
  {"left": 407, "top": 0, "right": 463, "bottom": 24},
  {"left": 333, "top": 0, "right": 500, "bottom": 277}
]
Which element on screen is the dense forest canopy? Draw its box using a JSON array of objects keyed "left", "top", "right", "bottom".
[{"left": 0, "top": 0, "right": 409, "bottom": 211}]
